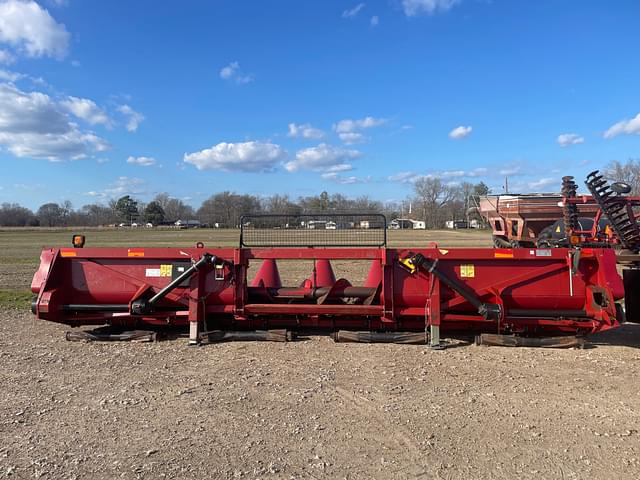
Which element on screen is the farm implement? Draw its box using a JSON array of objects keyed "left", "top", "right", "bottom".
[{"left": 30, "top": 214, "right": 625, "bottom": 347}]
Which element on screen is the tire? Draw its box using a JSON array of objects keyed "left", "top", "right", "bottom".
[
  {"left": 492, "top": 235, "right": 511, "bottom": 248},
  {"left": 537, "top": 226, "right": 555, "bottom": 248}
]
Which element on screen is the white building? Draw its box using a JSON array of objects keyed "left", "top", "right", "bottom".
[{"left": 390, "top": 218, "right": 426, "bottom": 230}]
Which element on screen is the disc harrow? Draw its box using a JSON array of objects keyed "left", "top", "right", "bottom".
[
  {"left": 585, "top": 170, "right": 640, "bottom": 252},
  {"left": 561, "top": 175, "right": 580, "bottom": 238}
]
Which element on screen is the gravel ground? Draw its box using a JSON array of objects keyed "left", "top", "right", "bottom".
[{"left": 1, "top": 308, "right": 640, "bottom": 479}]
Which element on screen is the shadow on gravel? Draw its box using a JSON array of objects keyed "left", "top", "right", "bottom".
[{"left": 587, "top": 322, "right": 640, "bottom": 349}]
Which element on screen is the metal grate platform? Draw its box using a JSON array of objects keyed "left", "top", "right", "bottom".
[{"left": 240, "top": 214, "right": 387, "bottom": 247}]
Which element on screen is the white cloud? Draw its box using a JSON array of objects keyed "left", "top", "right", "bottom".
[
  {"left": 338, "top": 132, "right": 366, "bottom": 144},
  {"left": 127, "top": 155, "right": 156, "bottom": 167},
  {"left": 326, "top": 163, "right": 353, "bottom": 173},
  {"left": 184, "top": 141, "right": 286, "bottom": 172},
  {"left": 334, "top": 116, "right": 387, "bottom": 133},
  {"left": 287, "top": 122, "right": 324, "bottom": 140},
  {"left": 0, "top": 48, "right": 15, "bottom": 64},
  {"left": 498, "top": 165, "right": 524, "bottom": 176},
  {"left": 103, "top": 176, "right": 146, "bottom": 197},
  {"left": 388, "top": 171, "right": 416, "bottom": 183},
  {"left": 219, "top": 61, "right": 238, "bottom": 80},
  {"left": 389, "top": 166, "right": 490, "bottom": 183},
  {"left": 448, "top": 125, "right": 472, "bottom": 139},
  {"left": 0, "top": 0, "right": 70, "bottom": 59},
  {"left": 0, "top": 83, "right": 109, "bottom": 161},
  {"left": 117, "top": 104, "right": 144, "bottom": 132},
  {"left": 60, "top": 96, "right": 111, "bottom": 126},
  {"left": 441, "top": 170, "right": 466, "bottom": 178},
  {"left": 604, "top": 113, "right": 640, "bottom": 139},
  {"left": 468, "top": 167, "right": 488, "bottom": 177},
  {"left": 370, "top": 16, "right": 379, "bottom": 26},
  {"left": 556, "top": 133, "right": 584, "bottom": 147},
  {"left": 0, "top": 68, "right": 22, "bottom": 81},
  {"left": 235, "top": 74, "right": 254, "bottom": 85},
  {"left": 286, "top": 143, "right": 361, "bottom": 172},
  {"left": 402, "top": 0, "right": 461, "bottom": 16},
  {"left": 219, "top": 61, "right": 254, "bottom": 85},
  {"left": 333, "top": 116, "right": 387, "bottom": 144},
  {"left": 342, "top": 3, "right": 365, "bottom": 18},
  {"left": 84, "top": 183, "right": 138, "bottom": 199},
  {"left": 528, "top": 178, "right": 557, "bottom": 190},
  {"left": 322, "top": 172, "right": 371, "bottom": 184}
]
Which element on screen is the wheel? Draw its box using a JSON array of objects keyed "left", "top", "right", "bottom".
[
  {"left": 492, "top": 235, "right": 511, "bottom": 248},
  {"left": 611, "top": 182, "right": 632, "bottom": 195},
  {"left": 537, "top": 226, "right": 555, "bottom": 248}
]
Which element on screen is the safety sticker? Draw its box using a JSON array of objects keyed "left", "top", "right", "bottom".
[
  {"left": 535, "top": 249, "right": 552, "bottom": 256},
  {"left": 160, "top": 264, "right": 173, "bottom": 277},
  {"left": 460, "top": 264, "right": 475, "bottom": 278},
  {"left": 145, "top": 268, "right": 161, "bottom": 277}
]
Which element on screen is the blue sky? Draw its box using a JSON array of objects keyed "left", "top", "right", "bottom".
[{"left": 0, "top": 0, "right": 639, "bottom": 210}]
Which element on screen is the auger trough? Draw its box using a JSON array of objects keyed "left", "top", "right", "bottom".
[{"left": 31, "top": 213, "right": 626, "bottom": 348}]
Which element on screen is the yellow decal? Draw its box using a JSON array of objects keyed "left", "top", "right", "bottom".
[
  {"left": 555, "top": 226, "right": 561, "bottom": 233},
  {"left": 494, "top": 252, "right": 514, "bottom": 258},
  {"left": 438, "top": 249, "right": 449, "bottom": 255},
  {"left": 160, "top": 264, "right": 173, "bottom": 277},
  {"left": 60, "top": 250, "right": 77, "bottom": 257},
  {"left": 460, "top": 264, "right": 475, "bottom": 278}
]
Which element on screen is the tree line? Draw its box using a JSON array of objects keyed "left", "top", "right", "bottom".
[
  {"left": 0, "top": 183, "right": 492, "bottom": 228},
  {"left": 4, "top": 159, "right": 637, "bottom": 228}
]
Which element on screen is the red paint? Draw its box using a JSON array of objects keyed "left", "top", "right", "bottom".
[{"left": 31, "top": 246, "right": 624, "bottom": 336}]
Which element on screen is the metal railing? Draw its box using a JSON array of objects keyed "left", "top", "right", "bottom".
[{"left": 239, "top": 213, "right": 387, "bottom": 247}]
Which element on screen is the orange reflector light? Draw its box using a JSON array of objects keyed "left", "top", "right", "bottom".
[
  {"left": 494, "top": 252, "right": 514, "bottom": 258},
  {"left": 60, "top": 250, "right": 77, "bottom": 257},
  {"left": 72, "top": 234, "right": 85, "bottom": 248},
  {"left": 127, "top": 250, "right": 144, "bottom": 257}
]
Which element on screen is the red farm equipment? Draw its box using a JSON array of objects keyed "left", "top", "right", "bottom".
[
  {"left": 478, "top": 171, "right": 640, "bottom": 323},
  {"left": 30, "top": 213, "right": 627, "bottom": 348}
]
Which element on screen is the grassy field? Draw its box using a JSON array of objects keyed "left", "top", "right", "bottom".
[{"left": 0, "top": 227, "right": 492, "bottom": 308}]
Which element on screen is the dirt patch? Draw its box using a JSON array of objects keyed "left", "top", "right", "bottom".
[{"left": 2, "top": 307, "right": 640, "bottom": 479}]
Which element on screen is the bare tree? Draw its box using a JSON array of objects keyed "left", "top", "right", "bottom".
[
  {"left": 0, "top": 203, "right": 36, "bottom": 226},
  {"left": 80, "top": 203, "right": 116, "bottom": 226},
  {"left": 604, "top": 159, "right": 640, "bottom": 194},
  {"left": 37, "top": 203, "right": 64, "bottom": 227},
  {"left": 198, "top": 192, "right": 261, "bottom": 227},
  {"left": 263, "top": 195, "right": 302, "bottom": 215},
  {"left": 413, "top": 177, "right": 457, "bottom": 228},
  {"left": 152, "top": 193, "right": 194, "bottom": 223}
]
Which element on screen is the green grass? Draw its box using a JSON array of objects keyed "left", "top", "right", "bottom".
[
  {"left": 0, "top": 289, "right": 33, "bottom": 309},
  {"left": 0, "top": 227, "right": 493, "bottom": 294}
]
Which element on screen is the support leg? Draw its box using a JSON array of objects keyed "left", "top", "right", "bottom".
[
  {"left": 189, "top": 321, "right": 199, "bottom": 346},
  {"left": 428, "top": 277, "right": 446, "bottom": 350},
  {"left": 188, "top": 266, "right": 207, "bottom": 346},
  {"left": 430, "top": 324, "right": 445, "bottom": 350}
]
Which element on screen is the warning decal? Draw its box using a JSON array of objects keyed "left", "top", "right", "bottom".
[{"left": 460, "top": 264, "right": 475, "bottom": 278}]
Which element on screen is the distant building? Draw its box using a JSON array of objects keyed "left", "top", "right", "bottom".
[
  {"left": 389, "top": 218, "right": 426, "bottom": 230},
  {"left": 445, "top": 219, "right": 480, "bottom": 229},
  {"left": 175, "top": 219, "right": 202, "bottom": 229}
]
